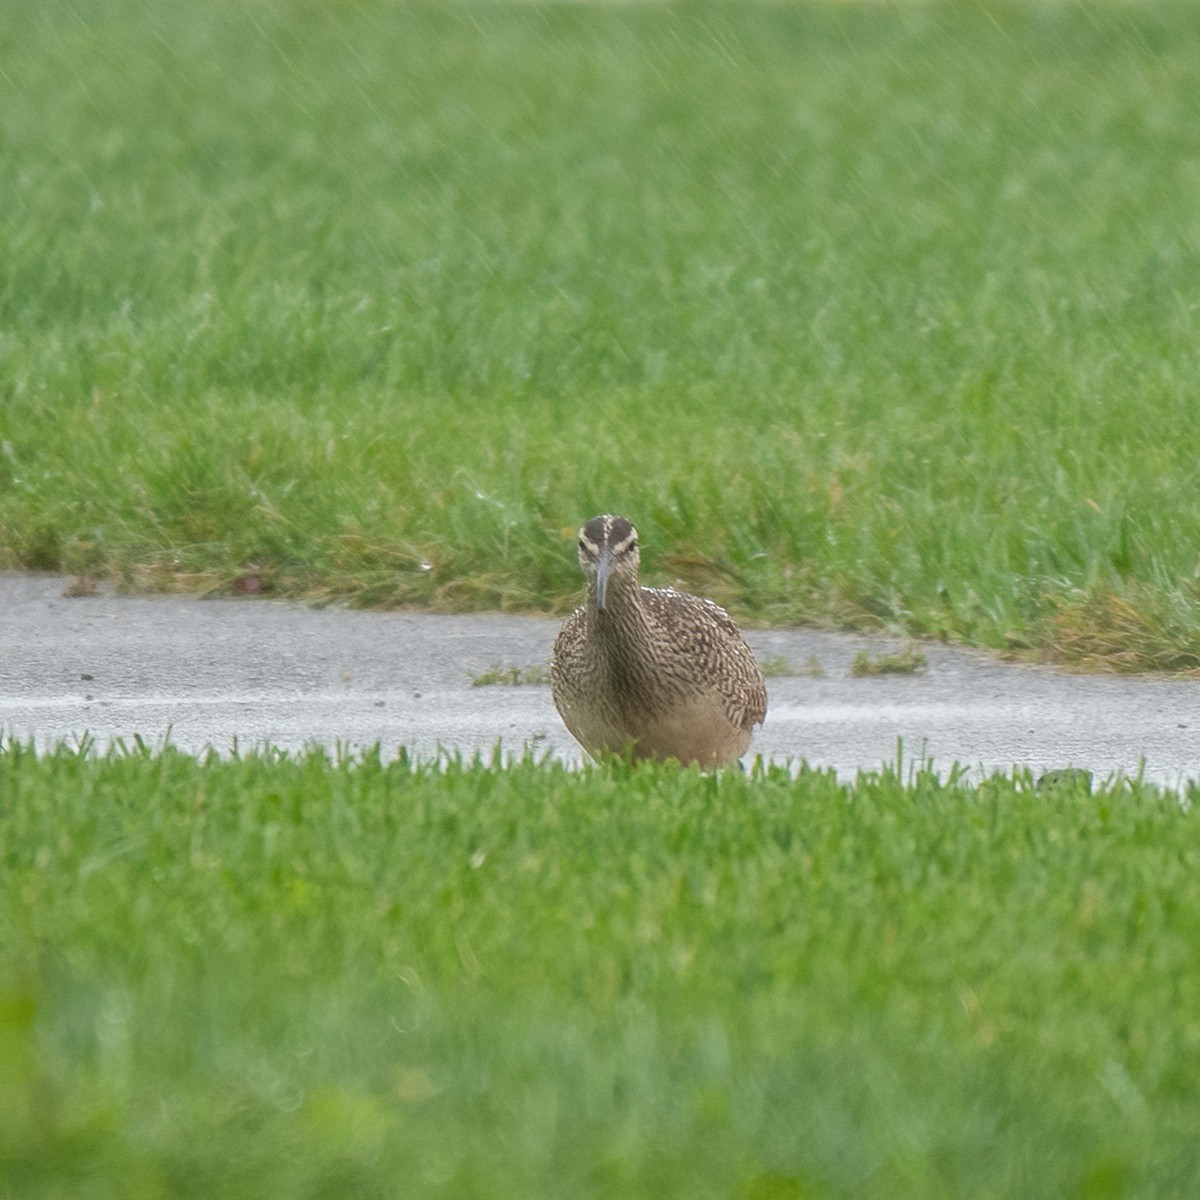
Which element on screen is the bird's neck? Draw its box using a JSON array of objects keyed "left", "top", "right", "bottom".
[
  {"left": 590, "top": 586, "right": 653, "bottom": 649},
  {"left": 589, "top": 576, "right": 642, "bottom": 617}
]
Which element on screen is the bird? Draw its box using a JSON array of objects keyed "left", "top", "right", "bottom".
[{"left": 550, "top": 514, "right": 767, "bottom": 767}]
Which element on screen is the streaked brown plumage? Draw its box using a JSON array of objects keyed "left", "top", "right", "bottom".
[{"left": 550, "top": 515, "right": 767, "bottom": 766}]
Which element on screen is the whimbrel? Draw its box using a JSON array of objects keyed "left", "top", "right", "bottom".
[{"left": 550, "top": 515, "right": 767, "bottom": 766}]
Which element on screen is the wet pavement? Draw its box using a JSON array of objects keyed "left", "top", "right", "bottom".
[{"left": 2, "top": 573, "right": 1197, "bottom": 788}]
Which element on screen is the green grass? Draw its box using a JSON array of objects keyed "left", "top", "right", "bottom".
[
  {"left": 850, "top": 645, "right": 928, "bottom": 677},
  {"left": 3, "top": 0, "right": 1200, "bottom": 669},
  {"left": 2, "top": 743, "right": 1200, "bottom": 1198},
  {"left": 469, "top": 661, "right": 550, "bottom": 687}
]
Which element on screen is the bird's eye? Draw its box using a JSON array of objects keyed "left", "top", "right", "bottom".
[
  {"left": 629, "top": 540, "right": 638, "bottom": 551},
  {"left": 578, "top": 539, "right": 587, "bottom": 552}
]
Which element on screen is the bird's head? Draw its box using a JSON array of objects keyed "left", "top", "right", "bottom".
[{"left": 576, "top": 514, "right": 640, "bottom": 612}]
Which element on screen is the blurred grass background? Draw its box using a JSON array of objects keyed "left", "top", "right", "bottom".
[
  {"left": 6, "top": 9, "right": 1200, "bottom": 1196},
  {"left": 4, "top": 744, "right": 1200, "bottom": 1199},
  {"left": 2, "top": 0, "right": 1199, "bottom": 667}
]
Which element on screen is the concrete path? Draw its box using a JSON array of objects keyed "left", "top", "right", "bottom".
[{"left": 2, "top": 573, "right": 1197, "bottom": 788}]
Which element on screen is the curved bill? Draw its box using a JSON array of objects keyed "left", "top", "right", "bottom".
[{"left": 594, "top": 549, "right": 614, "bottom": 612}]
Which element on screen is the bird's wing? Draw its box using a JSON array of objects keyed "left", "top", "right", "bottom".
[{"left": 641, "top": 588, "right": 767, "bottom": 729}]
